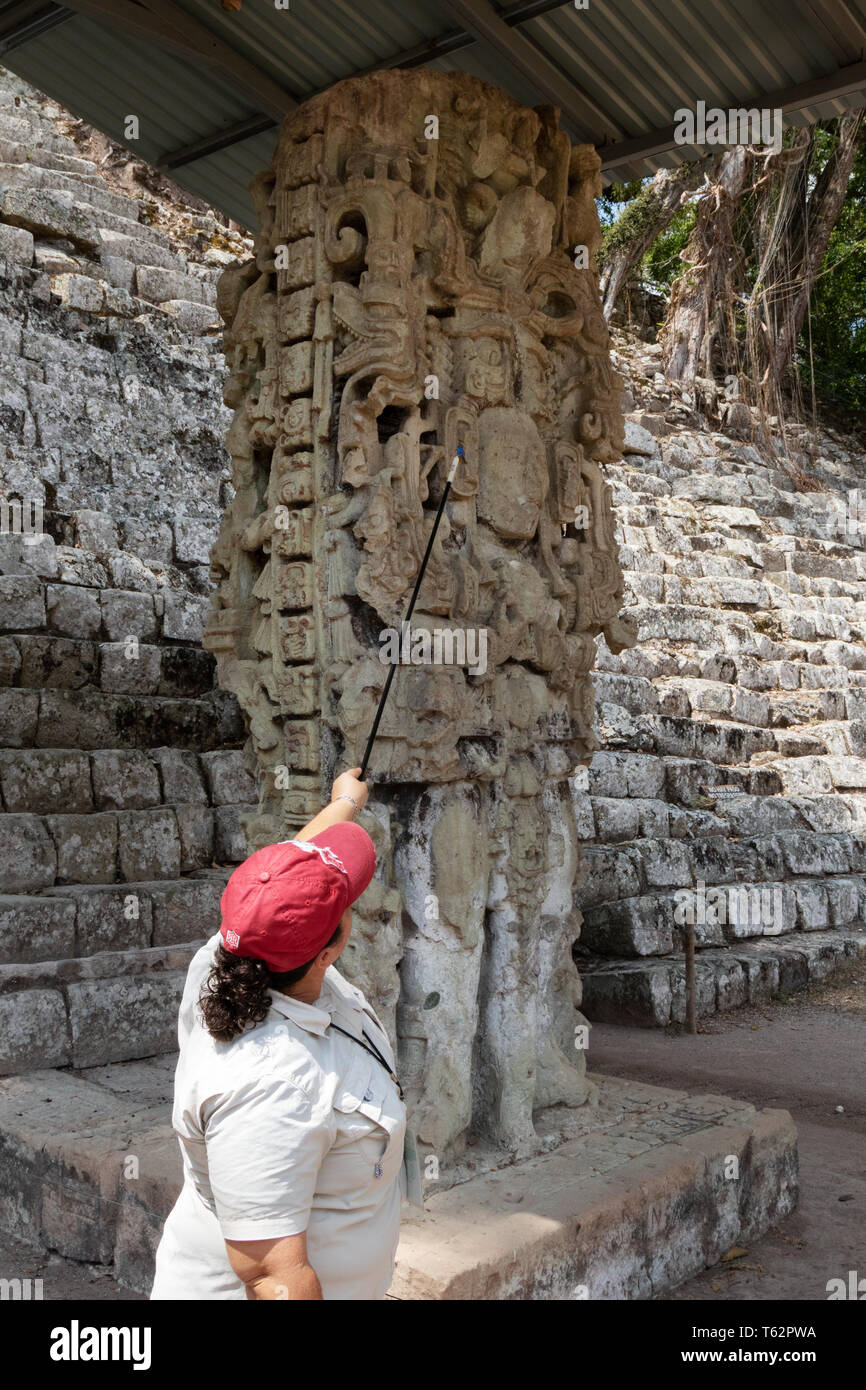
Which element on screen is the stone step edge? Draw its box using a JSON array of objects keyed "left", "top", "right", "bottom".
[
  {"left": 0, "top": 1067, "right": 797, "bottom": 1298},
  {"left": 0, "top": 939, "right": 203, "bottom": 993},
  {"left": 394, "top": 1078, "right": 797, "bottom": 1299},
  {"left": 579, "top": 928, "right": 866, "bottom": 1027},
  {"left": 0, "top": 870, "right": 231, "bottom": 965}
]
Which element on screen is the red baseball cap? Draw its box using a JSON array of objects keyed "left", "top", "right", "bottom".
[{"left": 219, "top": 822, "right": 376, "bottom": 971}]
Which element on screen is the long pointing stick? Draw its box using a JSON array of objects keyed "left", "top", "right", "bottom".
[{"left": 359, "top": 446, "right": 463, "bottom": 780}]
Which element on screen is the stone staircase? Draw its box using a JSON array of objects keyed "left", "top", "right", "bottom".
[
  {"left": 0, "top": 67, "right": 254, "bottom": 1076},
  {"left": 579, "top": 335, "right": 866, "bottom": 1025}
]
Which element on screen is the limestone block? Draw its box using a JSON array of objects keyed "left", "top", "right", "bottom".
[
  {"left": 213, "top": 805, "right": 252, "bottom": 863},
  {"left": 135, "top": 264, "right": 206, "bottom": 305},
  {"left": 637, "top": 838, "right": 692, "bottom": 889},
  {"left": 0, "top": 221, "right": 33, "bottom": 264},
  {"left": 44, "top": 884, "right": 152, "bottom": 955},
  {"left": 0, "top": 748, "right": 93, "bottom": 814},
  {"left": 0, "top": 573, "right": 44, "bottom": 629},
  {"left": 68, "top": 972, "right": 186, "bottom": 1068},
  {"left": 101, "top": 255, "right": 135, "bottom": 292},
  {"left": 117, "top": 809, "right": 181, "bottom": 882},
  {"left": 90, "top": 749, "right": 161, "bottom": 810},
  {"left": 0, "top": 531, "right": 57, "bottom": 579},
  {"left": 148, "top": 878, "right": 222, "bottom": 947},
  {"left": 36, "top": 690, "right": 119, "bottom": 749},
  {"left": 824, "top": 756, "right": 866, "bottom": 791},
  {"left": 794, "top": 881, "right": 830, "bottom": 931},
  {"left": 589, "top": 751, "right": 665, "bottom": 800},
  {"left": 120, "top": 518, "right": 174, "bottom": 564},
  {"left": 54, "top": 548, "right": 108, "bottom": 588},
  {"left": 161, "top": 591, "right": 209, "bottom": 642},
  {"left": 73, "top": 509, "right": 118, "bottom": 554},
  {"left": 0, "top": 187, "right": 100, "bottom": 249},
  {"left": 174, "top": 517, "right": 215, "bottom": 566},
  {"left": 591, "top": 796, "right": 639, "bottom": 843},
  {"left": 0, "top": 689, "right": 39, "bottom": 746},
  {"left": 0, "top": 989, "right": 69, "bottom": 1074},
  {"left": 51, "top": 272, "right": 104, "bottom": 312},
  {"left": 45, "top": 583, "right": 101, "bottom": 638},
  {"left": 175, "top": 805, "right": 215, "bottom": 871},
  {"left": 98, "top": 227, "right": 181, "bottom": 268},
  {"left": 0, "top": 813, "right": 57, "bottom": 891},
  {"left": 581, "top": 895, "right": 677, "bottom": 956},
  {"left": 160, "top": 299, "right": 220, "bottom": 333},
  {"left": 151, "top": 748, "right": 208, "bottom": 805},
  {"left": 100, "top": 589, "right": 157, "bottom": 642},
  {"left": 575, "top": 846, "right": 643, "bottom": 909},
  {"left": 200, "top": 750, "right": 256, "bottom": 805},
  {"left": 633, "top": 798, "right": 670, "bottom": 839},
  {"left": 99, "top": 641, "right": 162, "bottom": 694},
  {"left": 0, "top": 636, "right": 20, "bottom": 685},
  {"left": 826, "top": 877, "right": 860, "bottom": 926},
  {"left": 105, "top": 550, "right": 159, "bottom": 594},
  {"left": 47, "top": 811, "right": 117, "bottom": 884},
  {"left": 0, "top": 894, "right": 75, "bottom": 963},
  {"left": 158, "top": 646, "right": 215, "bottom": 698},
  {"left": 623, "top": 421, "right": 659, "bottom": 457}
]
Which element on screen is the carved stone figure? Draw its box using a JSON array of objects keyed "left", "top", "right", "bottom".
[{"left": 205, "top": 70, "right": 634, "bottom": 1164}]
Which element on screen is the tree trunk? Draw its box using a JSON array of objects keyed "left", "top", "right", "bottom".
[
  {"left": 767, "top": 111, "right": 863, "bottom": 398},
  {"left": 660, "top": 147, "right": 751, "bottom": 387},
  {"left": 599, "top": 163, "right": 703, "bottom": 321}
]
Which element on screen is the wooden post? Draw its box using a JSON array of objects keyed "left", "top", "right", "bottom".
[{"left": 685, "top": 919, "right": 697, "bottom": 1034}]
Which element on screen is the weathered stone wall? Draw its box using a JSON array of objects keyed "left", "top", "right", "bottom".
[
  {"left": 578, "top": 335, "right": 866, "bottom": 1024},
  {"left": 204, "top": 69, "right": 631, "bottom": 1160},
  {"left": 0, "top": 68, "right": 257, "bottom": 1074}
]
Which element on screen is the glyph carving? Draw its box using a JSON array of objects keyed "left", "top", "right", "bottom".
[{"left": 205, "top": 70, "right": 634, "bottom": 1160}]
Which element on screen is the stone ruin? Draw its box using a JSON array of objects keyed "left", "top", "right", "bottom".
[
  {"left": 0, "top": 64, "right": 835, "bottom": 1295},
  {"left": 204, "top": 70, "right": 634, "bottom": 1160}
]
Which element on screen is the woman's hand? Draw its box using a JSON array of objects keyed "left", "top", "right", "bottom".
[
  {"left": 331, "top": 767, "right": 368, "bottom": 813},
  {"left": 294, "top": 768, "right": 369, "bottom": 843}
]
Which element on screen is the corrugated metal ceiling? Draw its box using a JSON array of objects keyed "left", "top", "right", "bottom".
[{"left": 1, "top": 0, "right": 864, "bottom": 228}]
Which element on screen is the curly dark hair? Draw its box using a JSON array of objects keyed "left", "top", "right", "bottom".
[{"left": 199, "top": 929, "right": 342, "bottom": 1043}]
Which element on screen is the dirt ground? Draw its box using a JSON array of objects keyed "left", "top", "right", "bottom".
[
  {"left": 589, "top": 956, "right": 866, "bottom": 1300},
  {"left": 1, "top": 959, "right": 863, "bottom": 1302}
]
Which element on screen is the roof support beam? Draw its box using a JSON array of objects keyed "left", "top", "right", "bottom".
[
  {"left": 791, "top": 0, "right": 866, "bottom": 60},
  {"left": 58, "top": 0, "right": 296, "bottom": 121},
  {"left": 0, "top": 1, "right": 72, "bottom": 52},
  {"left": 599, "top": 60, "right": 866, "bottom": 174},
  {"left": 162, "top": 113, "right": 277, "bottom": 170},
  {"left": 159, "top": 0, "right": 576, "bottom": 170},
  {"left": 441, "top": 0, "right": 621, "bottom": 142}
]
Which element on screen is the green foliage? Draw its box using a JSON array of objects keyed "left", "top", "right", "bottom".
[
  {"left": 800, "top": 126, "right": 866, "bottom": 432},
  {"left": 597, "top": 177, "right": 644, "bottom": 226},
  {"left": 642, "top": 203, "right": 696, "bottom": 292},
  {"left": 597, "top": 120, "right": 866, "bottom": 433}
]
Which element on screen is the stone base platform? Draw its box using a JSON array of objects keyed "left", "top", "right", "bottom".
[
  {"left": 580, "top": 928, "right": 866, "bottom": 1028},
  {"left": 393, "top": 1074, "right": 797, "bottom": 1299},
  {"left": 0, "top": 1062, "right": 797, "bottom": 1299}
]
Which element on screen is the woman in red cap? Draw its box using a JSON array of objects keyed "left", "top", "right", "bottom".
[{"left": 151, "top": 767, "right": 414, "bottom": 1301}]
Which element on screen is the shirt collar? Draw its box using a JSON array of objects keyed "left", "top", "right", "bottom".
[
  {"left": 268, "top": 989, "right": 333, "bottom": 1036},
  {"left": 267, "top": 968, "right": 365, "bottom": 1036}
]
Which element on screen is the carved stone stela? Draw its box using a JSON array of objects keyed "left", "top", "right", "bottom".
[{"left": 204, "top": 70, "right": 633, "bottom": 1160}]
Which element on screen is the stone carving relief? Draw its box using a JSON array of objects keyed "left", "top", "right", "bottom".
[{"left": 205, "top": 70, "right": 634, "bottom": 1162}]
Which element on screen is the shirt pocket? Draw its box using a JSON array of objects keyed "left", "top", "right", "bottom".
[{"left": 318, "top": 1062, "right": 404, "bottom": 1200}]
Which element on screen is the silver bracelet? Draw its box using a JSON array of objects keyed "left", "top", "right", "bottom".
[{"left": 334, "top": 792, "right": 359, "bottom": 811}]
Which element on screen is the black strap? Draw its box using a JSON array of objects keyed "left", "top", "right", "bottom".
[{"left": 328, "top": 1019, "right": 404, "bottom": 1100}]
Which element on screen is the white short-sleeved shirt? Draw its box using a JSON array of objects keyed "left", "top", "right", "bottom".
[{"left": 150, "top": 933, "right": 407, "bottom": 1301}]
